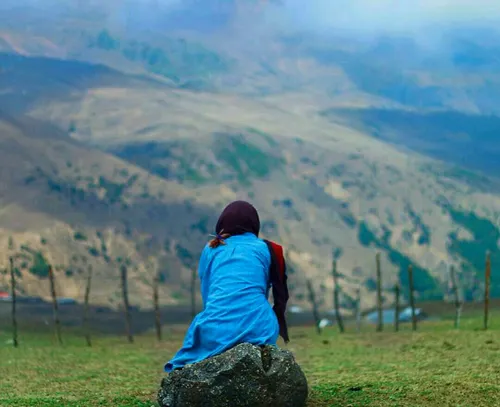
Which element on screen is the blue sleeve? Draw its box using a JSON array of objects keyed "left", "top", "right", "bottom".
[
  {"left": 198, "top": 245, "right": 210, "bottom": 280},
  {"left": 257, "top": 239, "right": 271, "bottom": 286},
  {"left": 198, "top": 245, "right": 211, "bottom": 307}
]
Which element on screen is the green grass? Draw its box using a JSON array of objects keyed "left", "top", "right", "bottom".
[
  {"left": 109, "top": 141, "right": 208, "bottom": 186},
  {"left": 1, "top": 315, "right": 499, "bottom": 406},
  {"left": 446, "top": 206, "right": 500, "bottom": 297},
  {"left": 89, "top": 29, "right": 229, "bottom": 84},
  {"left": 357, "top": 221, "right": 441, "bottom": 300},
  {"left": 215, "top": 134, "right": 284, "bottom": 185}
]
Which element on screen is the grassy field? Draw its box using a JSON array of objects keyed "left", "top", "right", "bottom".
[{"left": 1, "top": 314, "right": 499, "bottom": 407}]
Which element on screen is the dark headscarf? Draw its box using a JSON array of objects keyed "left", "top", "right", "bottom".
[{"left": 215, "top": 200, "right": 260, "bottom": 237}]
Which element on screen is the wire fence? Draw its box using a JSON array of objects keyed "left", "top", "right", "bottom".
[{"left": 0, "top": 245, "right": 497, "bottom": 346}]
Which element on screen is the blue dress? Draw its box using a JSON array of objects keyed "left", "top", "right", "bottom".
[{"left": 164, "top": 233, "right": 279, "bottom": 372}]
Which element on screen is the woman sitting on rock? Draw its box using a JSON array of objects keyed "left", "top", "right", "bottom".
[{"left": 164, "top": 200, "right": 290, "bottom": 372}]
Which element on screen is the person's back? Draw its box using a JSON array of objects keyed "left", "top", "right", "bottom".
[
  {"left": 164, "top": 201, "right": 289, "bottom": 372},
  {"left": 197, "top": 233, "right": 278, "bottom": 349}
]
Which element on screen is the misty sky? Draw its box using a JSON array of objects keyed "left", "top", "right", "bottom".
[
  {"left": 115, "top": 0, "right": 500, "bottom": 30},
  {"left": 276, "top": 0, "right": 500, "bottom": 35},
  {"left": 2, "top": 0, "right": 500, "bottom": 39},
  {"left": 113, "top": 0, "right": 500, "bottom": 41}
]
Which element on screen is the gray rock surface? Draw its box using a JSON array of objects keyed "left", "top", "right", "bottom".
[{"left": 158, "top": 343, "right": 308, "bottom": 407}]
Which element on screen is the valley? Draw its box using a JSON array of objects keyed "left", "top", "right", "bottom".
[{"left": 0, "top": 0, "right": 499, "bottom": 313}]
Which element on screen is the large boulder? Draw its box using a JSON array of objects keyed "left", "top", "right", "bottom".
[{"left": 158, "top": 343, "right": 308, "bottom": 407}]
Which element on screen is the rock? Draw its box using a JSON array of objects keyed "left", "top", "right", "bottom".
[{"left": 158, "top": 343, "right": 308, "bottom": 407}]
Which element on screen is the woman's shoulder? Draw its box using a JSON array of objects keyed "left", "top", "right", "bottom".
[
  {"left": 234, "top": 233, "right": 269, "bottom": 248},
  {"left": 206, "top": 235, "right": 271, "bottom": 267},
  {"left": 245, "top": 236, "right": 272, "bottom": 259},
  {"left": 208, "top": 234, "right": 270, "bottom": 254},
  {"left": 256, "top": 237, "right": 271, "bottom": 249}
]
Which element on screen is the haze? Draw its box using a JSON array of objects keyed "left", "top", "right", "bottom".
[{"left": 4, "top": 0, "right": 500, "bottom": 36}]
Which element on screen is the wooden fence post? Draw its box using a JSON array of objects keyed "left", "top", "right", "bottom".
[
  {"left": 190, "top": 268, "right": 197, "bottom": 320},
  {"left": 48, "top": 265, "right": 63, "bottom": 345},
  {"left": 408, "top": 264, "right": 417, "bottom": 331},
  {"left": 484, "top": 251, "right": 491, "bottom": 331},
  {"left": 355, "top": 287, "right": 362, "bottom": 333},
  {"left": 449, "top": 265, "right": 462, "bottom": 329},
  {"left": 306, "top": 279, "right": 322, "bottom": 334},
  {"left": 332, "top": 260, "right": 345, "bottom": 333},
  {"left": 83, "top": 265, "right": 93, "bottom": 347},
  {"left": 154, "top": 268, "right": 162, "bottom": 342},
  {"left": 376, "top": 253, "right": 383, "bottom": 332},
  {"left": 394, "top": 284, "right": 400, "bottom": 332},
  {"left": 9, "top": 256, "right": 18, "bottom": 348},
  {"left": 120, "top": 264, "right": 133, "bottom": 343}
]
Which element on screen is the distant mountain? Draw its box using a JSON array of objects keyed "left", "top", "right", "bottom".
[
  {"left": 322, "top": 107, "right": 500, "bottom": 177},
  {"left": 0, "top": 1, "right": 499, "bottom": 310}
]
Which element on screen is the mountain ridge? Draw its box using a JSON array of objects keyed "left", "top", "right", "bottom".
[{"left": 0, "top": 1, "right": 499, "bottom": 311}]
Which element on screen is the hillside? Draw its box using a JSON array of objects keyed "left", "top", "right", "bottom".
[
  {"left": 0, "top": 109, "right": 227, "bottom": 308},
  {"left": 0, "top": 1, "right": 500, "bottom": 312}
]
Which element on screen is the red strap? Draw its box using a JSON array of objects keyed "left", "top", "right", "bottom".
[{"left": 268, "top": 241, "right": 285, "bottom": 281}]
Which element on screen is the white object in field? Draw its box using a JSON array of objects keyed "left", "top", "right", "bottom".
[
  {"left": 318, "top": 318, "right": 333, "bottom": 329},
  {"left": 289, "top": 305, "right": 304, "bottom": 314},
  {"left": 366, "top": 307, "right": 423, "bottom": 323}
]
